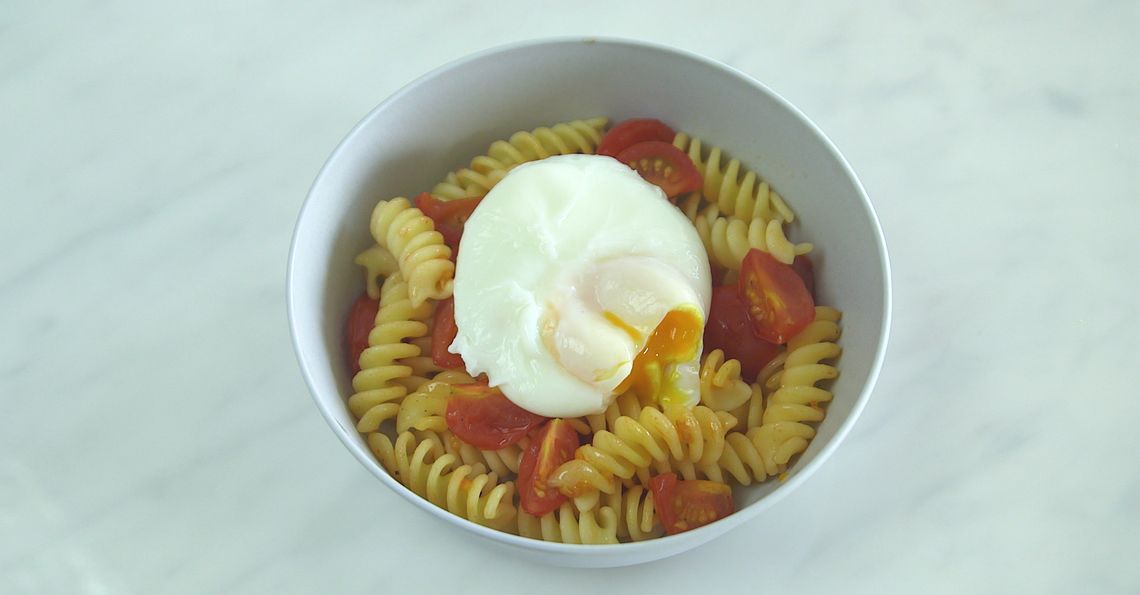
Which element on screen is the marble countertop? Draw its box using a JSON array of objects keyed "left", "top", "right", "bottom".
[{"left": 3, "top": 1, "right": 1137, "bottom": 593}]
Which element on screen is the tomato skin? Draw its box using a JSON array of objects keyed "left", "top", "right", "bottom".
[
  {"left": 615, "top": 141, "right": 703, "bottom": 199},
  {"left": 444, "top": 384, "right": 548, "bottom": 450},
  {"left": 518, "top": 419, "right": 578, "bottom": 516},
  {"left": 431, "top": 298, "right": 465, "bottom": 370},
  {"left": 791, "top": 254, "right": 815, "bottom": 300},
  {"left": 413, "top": 192, "right": 482, "bottom": 253},
  {"left": 597, "top": 118, "right": 676, "bottom": 157},
  {"left": 346, "top": 293, "right": 379, "bottom": 374},
  {"left": 739, "top": 249, "right": 816, "bottom": 344},
  {"left": 649, "top": 473, "right": 735, "bottom": 535},
  {"left": 705, "top": 285, "right": 781, "bottom": 381}
]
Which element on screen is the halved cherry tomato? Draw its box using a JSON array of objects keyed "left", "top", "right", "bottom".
[
  {"left": 739, "top": 249, "right": 816, "bottom": 344},
  {"left": 431, "top": 298, "right": 465, "bottom": 370},
  {"left": 597, "top": 118, "right": 676, "bottom": 157},
  {"left": 615, "top": 141, "right": 702, "bottom": 199},
  {"left": 649, "top": 473, "right": 735, "bottom": 535},
  {"left": 444, "top": 383, "right": 548, "bottom": 450},
  {"left": 704, "top": 285, "right": 781, "bottom": 381},
  {"left": 791, "top": 254, "right": 815, "bottom": 300},
  {"left": 414, "top": 192, "right": 482, "bottom": 254},
  {"left": 345, "top": 293, "right": 379, "bottom": 374},
  {"left": 518, "top": 419, "right": 578, "bottom": 516}
]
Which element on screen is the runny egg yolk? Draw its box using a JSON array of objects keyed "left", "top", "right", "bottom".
[{"left": 613, "top": 306, "right": 704, "bottom": 407}]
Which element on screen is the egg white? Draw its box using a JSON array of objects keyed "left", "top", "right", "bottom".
[{"left": 450, "top": 155, "right": 711, "bottom": 417}]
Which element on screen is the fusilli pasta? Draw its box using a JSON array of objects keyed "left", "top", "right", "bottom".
[
  {"left": 694, "top": 205, "right": 810, "bottom": 267},
  {"left": 349, "top": 273, "right": 433, "bottom": 433},
  {"left": 518, "top": 502, "right": 620, "bottom": 544},
  {"left": 604, "top": 483, "right": 663, "bottom": 542},
  {"left": 414, "top": 429, "right": 527, "bottom": 481},
  {"left": 353, "top": 244, "right": 399, "bottom": 300},
  {"left": 582, "top": 390, "right": 651, "bottom": 435},
  {"left": 716, "top": 307, "right": 841, "bottom": 484},
  {"left": 431, "top": 118, "right": 609, "bottom": 200},
  {"left": 672, "top": 133, "right": 795, "bottom": 223},
  {"left": 369, "top": 430, "right": 517, "bottom": 532},
  {"left": 550, "top": 405, "right": 735, "bottom": 496},
  {"left": 395, "top": 370, "right": 476, "bottom": 433},
  {"left": 369, "top": 197, "right": 454, "bottom": 307},
  {"left": 698, "top": 349, "right": 752, "bottom": 411}
]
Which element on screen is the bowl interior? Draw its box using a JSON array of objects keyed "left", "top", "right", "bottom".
[{"left": 289, "top": 38, "right": 889, "bottom": 565}]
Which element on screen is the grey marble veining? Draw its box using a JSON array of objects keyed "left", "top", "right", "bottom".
[{"left": 2, "top": 0, "right": 1137, "bottom": 593}]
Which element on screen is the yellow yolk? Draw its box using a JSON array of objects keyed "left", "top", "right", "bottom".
[
  {"left": 614, "top": 306, "right": 704, "bottom": 406},
  {"left": 603, "top": 311, "right": 643, "bottom": 342}
]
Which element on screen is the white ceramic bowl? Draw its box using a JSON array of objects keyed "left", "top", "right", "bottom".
[{"left": 288, "top": 38, "right": 890, "bottom": 568}]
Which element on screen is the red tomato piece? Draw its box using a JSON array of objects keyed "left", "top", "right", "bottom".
[
  {"left": 518, "top": 419, "right": 578, "bottom": 516},
  {"left": 739, "top": 249, "right": 816, "bottom": 344},
  {"left": 444, "top": 383, "right": 548, "bottom": 450},
  {"left": 704, "top": 285, "right": 781, "bottom": 381},
  {"left": 431, "top": 298, "right": 465, "bottom": 370},
  {"left": 791, "top": 254, "right": 815, "bottom": 300},
  {"left": 345, "top": 293, "right": 379, "bottom": 374},
  {"left": 413, "top": 192, "right": 482, "bottom": 254},
  {"left": 597, "top": 118, "right": 676, "bottom": 157},
  {"left": 649, "top": 473, "right": 735, "bottom": 535},
  {"left": 615, "top": 141, "right": 702, "bottom": 199}
]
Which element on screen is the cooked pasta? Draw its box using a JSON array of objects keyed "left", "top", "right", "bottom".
[
  {"left": 369, "top": 197, "right": 454, "bottom": 307},
  {"left": 583, "top": 390, "right": 650, "bottom": 434},
  {"left": 430, "top": 118, "right": 609, "bottom": 200},
  {"left": 416, "top": 429, "right": 527, "bottom": 480},
  {"left": 725, "top": 381, "right": 765, "bottom": 433},
  {"left": 759, "top": 307, "right": 841, "bottom": 459},
  {"left": 549, "top": 405, "right": 734, "bottom": 495},
  {"left": 395, "top": 380, "right": 448, "bottom": 434},
  {"left": 518, "top": 502, "right": 620, "bottom": 544},
  {"left": 340, "top": 117, "right": 845, "bottom": 543},
  {"left": 395, "top": 370, "right": 477, "bottom": 433},
  {"left": 672, "top": 133, "right": 795, "bottom": 224},
  {"left": 604, "top": 483, "right": 663, "bottom": 542},
  {"left": 349, "top": 273, "right": 433, "bottom": 433},
  {"left": 354, "top": 244, "right": 399, "bottom": 300},
  {"left": 698, "top": 349, "right": 752, "bottom": 412},
  {"left": 717, "top": 307, "right": 841, "bottom": 484},
  {"left": 694, "top": 205, "right": 810, "bottom": 267},
  {"left": 394, "top": 355, "right": 439, "bottom": 392},
  {"left": 369, "top": 430, "right": 517, "bottom": 532}
]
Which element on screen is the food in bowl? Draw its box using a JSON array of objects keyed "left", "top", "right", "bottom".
[{"left": 342, "top": 116, "right": 842, "bottom": 544}]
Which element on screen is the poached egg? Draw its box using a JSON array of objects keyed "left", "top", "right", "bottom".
[{"left": 449, "top": 155, "right": 711, "bottom": 417}]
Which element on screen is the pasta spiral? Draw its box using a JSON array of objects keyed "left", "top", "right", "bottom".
[
  {"left": 413, "top": 429, "right": 528, "bottom": 482},
  {"left": 717, "top": 307, "right": 841, "bottom": 484},
  {"left": 430, "top": 118, "right": 609, "bottom": 200},
  {"left": 583, "top": 390, "right": 651, "bottom": 434},
  {"left": 550, "top": 405, "right": 734, "bottom": 496},
  {"left": 698, "top": 349, "right": 752, "bottom": 411},
  {"left": 602, "top": 483, "right": 662, "bottom": 542},
  {"left": 369, "top": 431, "right": 517, "bottom": 532},
  {"left": 518, "top": 502, "right": 619, "bottom": 544},
  {"left": 672, "top": 133, "right": 796, "bottom": 223},
  {"left": 350, "top": 273, "right": 433, "bottom": 433},
  {"left": 725, "top": 381, "right": 765, "bottom": 433},
  {"left": 353, "top": 244, "right": 399, "bottom": 300},
  {"left": 369, "top": 197, "right": 454, "bottom": 307},
  {"left": 395, "top": 370, "right": 476, "bottom": 434},
  {"left": 694, "top": 205, "right": 810, "bottom": 267},
  {"left": 759, "top": 307, "right": 840, "bottom": 459}
]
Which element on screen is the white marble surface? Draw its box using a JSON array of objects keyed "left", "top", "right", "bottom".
[{"left": 3, "top": 1, "right": 1137, "bottom": 593}]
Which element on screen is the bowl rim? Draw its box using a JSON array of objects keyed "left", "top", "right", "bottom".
[{"left": 287, "top": 35, "right": 892, "bottom": 555}]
